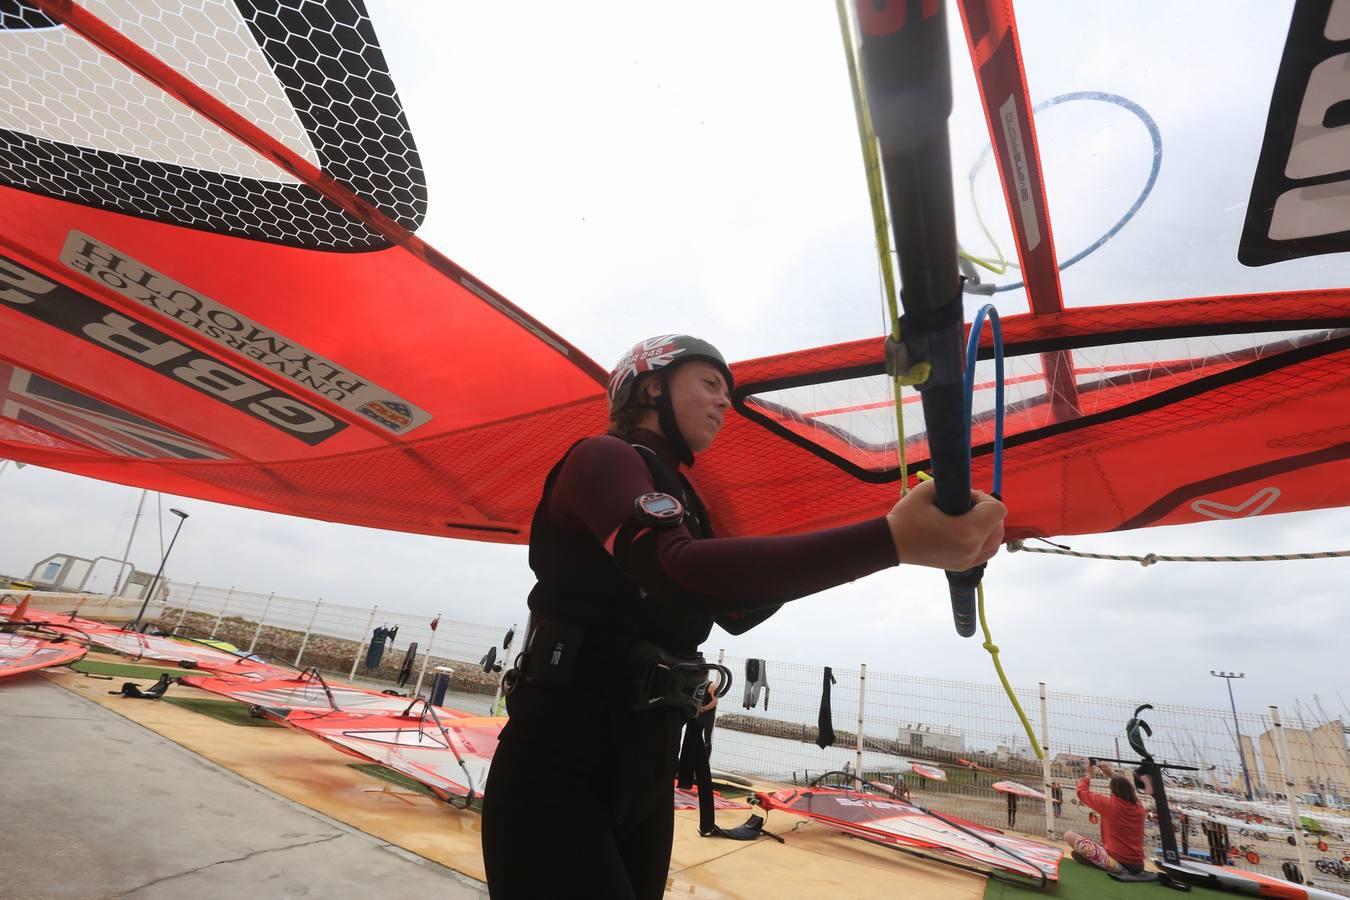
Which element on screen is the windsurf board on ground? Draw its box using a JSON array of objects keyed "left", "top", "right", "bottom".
[{"left": 1160, "top": 858, "right": 1345, "bottom": 899}]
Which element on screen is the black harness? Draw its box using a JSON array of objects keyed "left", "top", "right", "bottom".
[
  {"left": 507, "top": 438, "right": 726, "bottom": 714},
  {"left": 502, "top": 437, "right": 772, "bottom": 838}
]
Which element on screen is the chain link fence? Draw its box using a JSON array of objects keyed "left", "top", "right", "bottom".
[{"left": 151, "top": 580, "right": 1349, "bottom": 894}]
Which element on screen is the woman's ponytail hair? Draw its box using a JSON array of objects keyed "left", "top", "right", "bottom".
[
  {"left": 1109, "top": 774, "right": 1138, "bottom": 804},
  {"left": 607, "top": 373, "right": 658, "bottom": 439}
]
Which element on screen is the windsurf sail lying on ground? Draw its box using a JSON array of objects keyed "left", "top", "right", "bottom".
[
  {"left": 0, "top": 599, "right": 73, "bottom": 627},
  {"left": 756, "top": 786, "right": 1061, "bottom": 886},
  {"left": 54, "top": 624, "right": 288, "bottom": 678},
  {"left": 275, "top": 702, "right": 501, "bottom": 804},
  {"left": 1, "top": 593, "right": 33, "bottom": 627},
  {"left": 179, "top": 669, "right": 420, "bottom": 714},
  {"left": 673, "top": 784, "right": 747, "bottom": 811},
  {"left": 0, "top": 631, "right": 85, "bottom": 678},
  {"left": 2, "top": 600, "right": 286, "bottom": 676},
  {"left": 181, "top": 668, "right": 501, "bottom": 803}
]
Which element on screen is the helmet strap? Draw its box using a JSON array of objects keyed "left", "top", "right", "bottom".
[{"left": 655, "top": 372, "right": 694, "bottom": 466}]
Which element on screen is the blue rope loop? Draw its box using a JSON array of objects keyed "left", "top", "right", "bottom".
[
  {"left": 963, "top": 304, "right": 1004, "bottom": 497},
  {"left": 967, "top": 91, "right": 1162, "bottom": 294}
]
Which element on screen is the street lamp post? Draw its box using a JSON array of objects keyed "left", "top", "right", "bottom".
[
  {"left": 1211, "top": 670, "right": 1255, "bottom": 800},
  {"left": 133, "top": 508, "right": 189, "bottom": 632}
]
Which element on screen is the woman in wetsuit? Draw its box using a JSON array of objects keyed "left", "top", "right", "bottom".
[{"left": 480, "top": 335, "right": 1006, "bottom": 899}]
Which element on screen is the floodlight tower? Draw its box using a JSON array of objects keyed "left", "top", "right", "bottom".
[{"left": 1211, "top": 670, "right": 1255, "bottom": 800}]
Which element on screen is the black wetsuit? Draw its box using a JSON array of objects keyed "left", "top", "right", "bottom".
[{"left": 480, "top": 429, "right": 896, "bottom": 899}]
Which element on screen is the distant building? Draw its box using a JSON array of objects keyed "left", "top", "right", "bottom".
[
  {"left": 1049, "top": 753, "right": 1090, "bottom": 777},
  {"left": 898, "top": 722, "right": 964, "bottom": 754},
  {"left": 1256, "top": 720, "right": 1349, "bottom": 802},
  {"left": 27, "top": 552, "right": 158, "bottom": 599}
]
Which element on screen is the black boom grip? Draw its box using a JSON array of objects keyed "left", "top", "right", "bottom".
[{"left": 947, "top": 567, "right": 984, "bottom": 637}]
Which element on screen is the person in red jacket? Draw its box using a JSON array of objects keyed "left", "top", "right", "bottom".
[{"left": 1065, "top": 760, "right": 1147, "bottom": 875}]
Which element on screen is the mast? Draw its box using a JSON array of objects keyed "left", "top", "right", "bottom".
[
  {"left": 110, "top": 489, "right": 147, "bottom": 597},
  {"left": 853, "top": 0, "right": 982, "bottom": 637}
]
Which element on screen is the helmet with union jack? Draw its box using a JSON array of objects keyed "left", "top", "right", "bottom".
[{"left": 607, "top": 334, "right": 733, "bottom": 413}]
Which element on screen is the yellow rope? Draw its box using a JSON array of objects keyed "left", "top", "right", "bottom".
[
  {"left": 959, "top": 248, "right": 1010, "bottom": 274},
  {"left": 961, "top": 163, "right": 1013, "bottom": 275},
  {"left": 833, "top": 0, "right": 928, "bottom": 489},
  {"left": 979, "top": 582, "right": 1045, "bottom": 760},
  {"left": 913, "top": 473, "right": 1041, "bottom": 759},
  {"left": 832, "top": 0, "right": 898, "bottom": 330}
]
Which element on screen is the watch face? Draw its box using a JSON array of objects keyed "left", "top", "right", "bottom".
[{"left": 638, "top": 492, "right": 682, "bottom": 519}]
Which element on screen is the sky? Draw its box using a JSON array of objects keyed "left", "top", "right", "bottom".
[{"left": 2, "top": 1, "right": 1346, "bottom": 724}]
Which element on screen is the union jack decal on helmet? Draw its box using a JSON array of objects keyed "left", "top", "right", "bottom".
[
  {"left": 606, "top": 334, "right": 732, "bottom": 412},
  {"left": 608, "top": 335, "right": 684, "bottom": 401}
]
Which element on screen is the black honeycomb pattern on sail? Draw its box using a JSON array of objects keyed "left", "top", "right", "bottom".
[
  {"left": 0, "top": 0, "right": 426, "bottom": 251},
  {"left": 237, "top": 0, "right": 426, "bottom": 230},
  {"left": 0, "top": 2, "right": 58, "bottom": 30}
]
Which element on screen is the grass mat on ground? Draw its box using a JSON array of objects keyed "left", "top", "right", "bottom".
[
  {"left": 984, "top": 860, "right": 1177, "bottom": 899},
  {"left": 161, "top": 696, "right": 280, "bottom": 727},
  {"left": 71, "top": 658, "right": 189, "bottom": 680}
]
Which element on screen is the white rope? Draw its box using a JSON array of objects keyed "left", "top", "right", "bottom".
[{"left": 1007, "top": 540, "right": 1350, "bottom": 567}]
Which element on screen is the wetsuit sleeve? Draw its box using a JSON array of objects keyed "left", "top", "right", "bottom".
[
  {"left": 631, "top": 522, "right": 896, "bottom": 613},
  {"left": 548, "top": 435, "right": 656, "bottom": 544},
  {"left": 714, "top": 606, "right": 780, "bottom": 635},
  {"left": 549, "top": 436, "right": 898, "bottom": 615},
  {"left": 1076, "top": 776, "right": 1109, "bottom": 815}
]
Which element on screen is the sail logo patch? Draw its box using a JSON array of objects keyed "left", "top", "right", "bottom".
[
  {"left": 1191, "top": 487, "right": 1281, "bottom": 519},
  {"left": 0, "top": 253, "right": 344, "bottom": 445},
  {"left": 998, "top": 95, "right": 1042, "bottom": 252},
  {"left": 60, "top": 232, "right": 431, "bottom": 434},
  {"left": 358, "top": 399, "right": 413, "bottom": 430}
]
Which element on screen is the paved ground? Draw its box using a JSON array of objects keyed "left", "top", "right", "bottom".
[{"left": 0, "top": 675, "right": 487, "bottom": 899}]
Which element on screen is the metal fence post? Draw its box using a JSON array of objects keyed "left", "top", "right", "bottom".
[
  {"left": 246, "top": 592, "right": 274, "bottom": 654},
  {"left": 1271, "top": 706, "right": 1312, "bottom": 884},
  {"left": 1039, "top": 682, "right": 1055, "bottom": 838},
  {"left": 414, "top": 613, "right": 442, "bottom": 699},
  {"left": 350, "top": 605, "right": 378, "bottom": 680},
  {"left": 174, "top": 581, "right": 199, "bottom": 632},
  {"left": 210, "top": 586, "right": 234, "bottom": 638},
  {"left": 294, "top": 598, "right": 321, "bottom": 667},
  {"left": 855, "top": 664, "right": 867, "bottom": 780}
]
